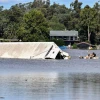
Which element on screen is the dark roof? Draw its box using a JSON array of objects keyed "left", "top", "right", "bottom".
[
  {"left": 77, "top": 42, "right": 91, "bottom": 46},
  {"left": 77, "top": 42, "right": 91, "bottom": 49},
  {"left": 50, "top": 31, "right": 78, "bottom": 36}
]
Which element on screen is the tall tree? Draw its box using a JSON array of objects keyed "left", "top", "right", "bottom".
[
  {"left": 80, "top": 6, "right": 97, "bottom": 42},
  {"left": 69, "top": 0, "right": 82, "bottom": 30},
  {"left": 93, "top": 2, "right": 100, "bottom": 34},
  {"left": 49, "top": 16, "right": 65, "bottom": 30},
  {"left": 70, "top": 0, "right": 82, "bottom": 18},
  {"left": 0, "top": 6, "right": 3, "bottom": 11},
  {"left": 46, "top": 0, "right": 50, "bottom": 7},
  {"left": 3, "top": 5, "right": 24, "bottom": 39},
  {"left": 19, "top": 9, "right": 49, "bottom": 41},
  {"left": 32, "top": 0, "right": 45, "bottom": 8},
  {"left": 0, "top": 9, "right": 9, "bottom": 38}
]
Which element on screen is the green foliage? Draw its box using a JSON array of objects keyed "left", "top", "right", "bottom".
[
  {"left": 51, "top": 38, "right": 65, "bottom": 46},
  {"left": 49, "top": 16, "right": 65, "bottom": 30},
  {"left": 22, "top": 9, "right": 49, "bottom": 41},
  {"left": 0, "top": 0, "right": 100, "bottom": 45},
  {"left": 80, "top": 7, "right": 98, "bottom": 42},
  {"left": 70, "top": 0, "right": 82, "bottom": 18},
  {"left": 72, "top": 43, "right": 77, "bottom": 49},
  {"left": 80, "top": 7, "right": 97, "bottom": 28}
]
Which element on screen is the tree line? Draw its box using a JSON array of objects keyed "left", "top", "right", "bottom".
[{"left": 0, "top": 0, "right": 100, "bottom": 44}]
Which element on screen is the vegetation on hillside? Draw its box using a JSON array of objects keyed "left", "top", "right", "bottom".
[{"left": 0, "top": 0, "right": 100, "bottom": 44}]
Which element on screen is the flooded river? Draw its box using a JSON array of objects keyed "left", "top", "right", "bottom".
[{"left": 0, "top": 49, "right": 100, "bottom": 100}]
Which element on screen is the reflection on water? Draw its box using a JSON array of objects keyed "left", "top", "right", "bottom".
[
  {"left": 0, "top": 73, "right": 100, "bottom": 100},
  {"left": 0, "top": 49, "right": 100, "bottom": 100},
  {"left": 68, "top": 73, "right": 100, "bottom": 100}
]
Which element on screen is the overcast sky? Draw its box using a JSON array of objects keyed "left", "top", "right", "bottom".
[{"left": 0, "top": 0, "right": 99, "bottom": 9}]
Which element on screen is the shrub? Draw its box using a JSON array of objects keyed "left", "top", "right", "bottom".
[
  {"left": 51, "top": 38, "right": 65, "bottom": 46},
  {"left": 72, "top": 43, "right": 77, "bottom": 49}
]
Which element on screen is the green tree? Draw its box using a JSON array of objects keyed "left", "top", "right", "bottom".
[
  {"left": 3, "top": 5, "right": 24, "bottom": 39},
  {"left": 70, "top": 0, "right": 82, "bottom": 18},
  {"left": 66, "top": 0, "right": 83, "bottom": 30},
  {"left": 32, "top": 0, "right": 45, "bottom": 8},
  {"left": 49, "top": 16, "right": 65, "bottom": 30},
  {"left": 46, "top": 0, "right": 50, "bottom": 7},
  {"left": 93, "top": 2, "right": 100, "bottom": 35},
  {"left": 0, "top": 9, "right": 9, "bottom": 38},
  {"left": 20, "top": 9, "right": 49, "bottom": 41},
  {"left": 0, "top": 6, "right": 3, "bottom": 11},
  {"left": 80, "top": 6, "right": 97, "bottom": 42},
  {"left": 51, "top": 38, "right": 65, "bottom": 46}
]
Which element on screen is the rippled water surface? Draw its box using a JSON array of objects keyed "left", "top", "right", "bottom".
[{"left": 0, "top": 49, "right": 100, "bottom": 100}]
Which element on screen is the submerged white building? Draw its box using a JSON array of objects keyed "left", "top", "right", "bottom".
[{"left": 0, "top": 42, "right": 70, "bottom": 59}]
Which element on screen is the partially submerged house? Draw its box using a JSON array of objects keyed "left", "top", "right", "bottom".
[
  {"left": 50, "top": 31, "right": 79, "bottom": 45},
  {"left": 0, "top": 42, "right": 70, "bottom": 59},
  {"left": 77, "top": 42, "right": 91, "bottom": 49}
]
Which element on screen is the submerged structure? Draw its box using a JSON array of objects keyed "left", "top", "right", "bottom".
[
  {"left": 77, "top": 42, "right": 91, "bottom": 49},
  {"left": 0, "top": 42, "right": 70, "bottom": 59}
]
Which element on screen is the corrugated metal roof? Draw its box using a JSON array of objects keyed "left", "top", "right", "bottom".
[
  {"left": 0, "top": 42, "right": 54, "bottom": 59},
  {"left": 50, "top": 31, "right": 78, "bottom": 36},
  {"left": 0, "top": 42, "right": 69, "bottom": 59}
]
